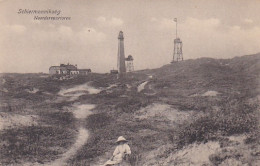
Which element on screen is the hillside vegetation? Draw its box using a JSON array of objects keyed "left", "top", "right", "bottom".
[{"left": 0, "top": 53, "right": 259, "bottom": 166}]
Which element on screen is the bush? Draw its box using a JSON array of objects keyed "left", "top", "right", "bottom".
[{"left": 171, "top": 100, "right": 258, "bottom": 148}]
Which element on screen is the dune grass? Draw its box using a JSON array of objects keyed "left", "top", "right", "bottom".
[{"left": 0, "top": 54, "right": 259, "bottom": 165}]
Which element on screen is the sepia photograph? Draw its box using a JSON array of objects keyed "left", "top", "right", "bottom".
[{"left": 0, "top": 0, "right": 259, "bottom": 165}]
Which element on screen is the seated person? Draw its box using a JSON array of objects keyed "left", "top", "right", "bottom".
[{"left": 104, "top": 136, "right": 131, "bottom": 166}]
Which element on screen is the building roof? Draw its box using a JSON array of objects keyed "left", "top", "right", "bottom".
[
  {"left": 110, "top": 69, "right": 118, "bottom": 74},
  {"left": 49, "top": 66, "right": 60, "bottom": 70},
  {"left": 64, "top": 65, "right": 77, "bottom": 70},
  {"left": 174, "top": 38, "right": 182, "bottom": 43},
  {"left": 78, "top": 69, "right": 91, "bottom": 71},
  {"left": 49, "top": 65, "right": 74, "bottom": 71},
  {"left": 50, "top": 63, "right": 85, "bottom": 72},
  {"left": 125, "top": 55, "right": 133, "bottom": 61}
]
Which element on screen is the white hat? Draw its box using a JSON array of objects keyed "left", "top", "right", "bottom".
[{"left": 116, "top": 136, "right": 128, "bottom": 143}]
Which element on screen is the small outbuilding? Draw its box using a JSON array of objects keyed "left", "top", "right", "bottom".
[
  {"left": 79, "top": 69, "right": 91, "bottom": 75},
  {"left": 110, "top": 69, "right": 119, "bottom": 74}
]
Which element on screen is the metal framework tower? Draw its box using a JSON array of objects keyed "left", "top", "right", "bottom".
[
  {"left": 125, "top": 55, "right": 134, "bottom": 72},
  {"left": 117, "top": 31, "right": 126, "bottom": 73},
  {"left": 171, "top": 18, "right": 183, "bottom": 63}
]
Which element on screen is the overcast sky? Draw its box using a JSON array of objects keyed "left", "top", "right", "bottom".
[{"left": 0, "top": 0, "right": 260, "bottom": 73}]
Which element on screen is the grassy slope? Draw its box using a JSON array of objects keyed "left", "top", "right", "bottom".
[
  {"left": 141, "top": 54, "right": 260, "bottom": 165},
  {"left": 0, "top": 74, "right": 75, "bottom": 164},
  {"left": 69, "top": 54, "right": 259, "bottom": 165},
  {"left": 0, "top": 72, "right": 125, "bottom": 165},
  {"left": 0, "top": 53, "right": 259, "bottom": 165}
]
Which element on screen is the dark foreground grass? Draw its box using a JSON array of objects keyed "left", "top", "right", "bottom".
[
  {"left": 0, "top": 74, "right": 79, "bottom": 165},
  {"left": 0, "top": 126, "right": 76, "bottom": 165},
  {"left": 0, "top": 100, "right": 77, "bottom": 165},
  {"left": 69, "top": 112, "right": 168, "bottom": 165},
  {"left": 68, "top": 91, "right": 169, "bottom": 165}
]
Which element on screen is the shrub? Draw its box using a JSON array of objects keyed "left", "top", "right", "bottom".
[{"left": 170, "top": 99, "right": 258, "bottom": 148}]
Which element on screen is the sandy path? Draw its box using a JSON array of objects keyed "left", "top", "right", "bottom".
[
  {"left": 138, "top": 81, "right": 148, "bottom": 92},
  {"left": 48, "top": 103, "right": 95, "bottom": 165},
  {"left": 34, "top": 103, "right": 96, "bottom": 166},
  {"left": 44, "top": 84, "right": 97, "bottom": 165},
  {"left": 23, "top": 103, "right": 95, "bottom": 166},
  {"left": 23, "top": 83, "right": 98, "bottom": 165},
  {"left": 48, "top": 128, "right": 89, "bottom": 166},
  {"left": 73, "top": 104, "right": 96, "bottom": 119}
]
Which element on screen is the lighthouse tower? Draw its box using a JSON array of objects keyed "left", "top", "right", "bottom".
[{"left": 117, "top": 31, "right": 126, "bottom": 73}]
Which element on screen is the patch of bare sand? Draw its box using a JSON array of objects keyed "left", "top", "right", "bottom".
[
  {"left": 1, "top": 78, "right": 6, "bottom": 84},
  {"left": 0, "top": 113, "right": 38, "bottom": 131},
  {"left": 59, "top": 83, "right": 101, "bottom": 96},
  {"left": 106, "top": 84, "right": 118, "bottom": 89},
  {"left": 228, "top": 135, "right": 247, "bottom": 144},
  {"left": 202, "top": 90, "right": 220, "bottom": 96},
  {"left": 57, "top": 83, "right": 101, "bottom": 101},
  {"left": 135, "top": 103, "right": 192, "bottom": 123},
  {"left": 190, "top": 90, "right": 220, "bottom": 97},
  {"left": 25, "top": 88, "right": 39, "bottom": 93},
  {"left": 71, "top": 103, "right": 96, "bottom": 119},
  {"left": 0, "top": 88, "right": 8, "bottom": 92},
  {"left": 126, "top": 84, "right": 131, "bottom": 89},
  {"left": 137, "top": 81, "right": 148, "bottom": 92},
  {"left": 143, "top": 141, "right": 220, "bottom": 166}
]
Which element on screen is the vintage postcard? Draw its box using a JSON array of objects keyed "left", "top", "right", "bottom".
[{"left": 0, "top": 0, "right": 259, "bottom": 165}]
